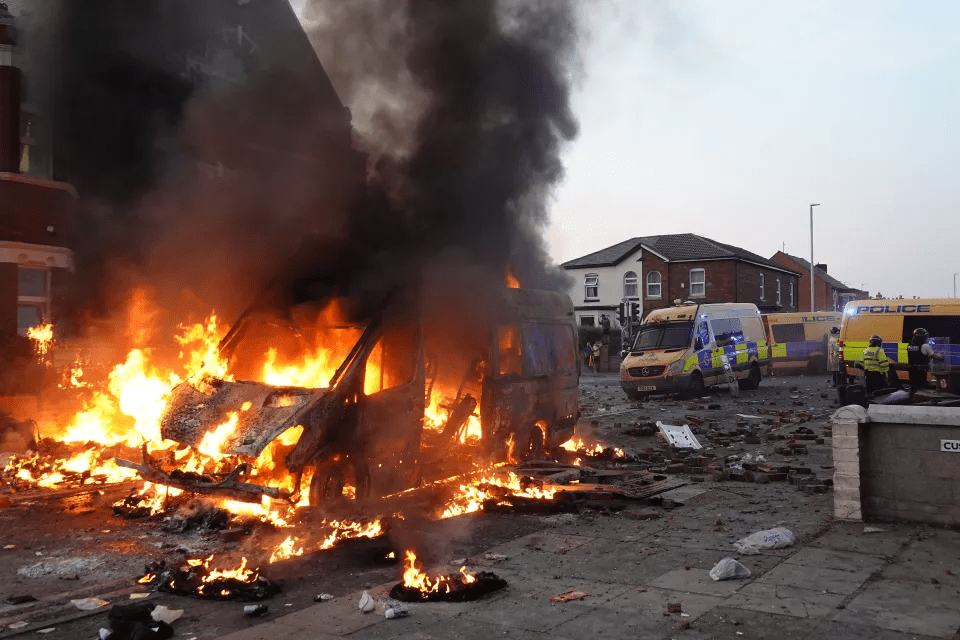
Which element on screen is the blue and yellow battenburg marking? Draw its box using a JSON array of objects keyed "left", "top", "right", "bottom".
[
  {"left": 840, "top": 341, "right": 960, "bottom": 366},
  {"left": 683, "top": 341, "right": 769, "bottom": 373}
]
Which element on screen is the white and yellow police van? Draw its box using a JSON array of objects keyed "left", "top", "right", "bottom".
[
  {"left": 763, "top": 311, "right": 843, "bottom": 374},
  {"left": 836, "top": 299, "right": 960, "bottom": 394},
  {"left": 620, "top": 303, "right": 771, "bottom": 400}
]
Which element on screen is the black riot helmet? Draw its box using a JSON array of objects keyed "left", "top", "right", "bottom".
[
  {"left": 912, "top": 328, "right": 929, "bottom": 344},
  {"left": 869, "top": 335, "right": 883, "bottom": 347}
]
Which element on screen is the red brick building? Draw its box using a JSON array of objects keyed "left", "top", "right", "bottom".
[
  {"left": 562, "top": 234, "right": 802, "bottom": 326},
  {"left": 769, "top": 252, "right": 867, "bottom": 312},
  {"left": 0, "top": 5, "right": 78, "bottom": 343}
]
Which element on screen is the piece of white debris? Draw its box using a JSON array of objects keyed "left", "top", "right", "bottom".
[
  {"left": 483, "top": 553, "right": 508, "bottom": 562},
  {"left": 863, "top": 527, "right": 887, "bottom": 534},
  {"left": 37, "top": 628, "right": 56, "bottom": 634},
  {"left": 449, "top": 558, "right": 467, "bottom": 565},
  {"left": 128, "top": 593, "right": 150, "bottom": 600},
  {"left": 151, "top": 605, "right": 184, "bottom": 624},
  {"left": 358, "top": 590, "right": 375, "bottom": 613},
  {"left": 8, "top": 622, "right": 27, "bottom": 629},
  {"left": 3, "top": 545, "right": 15, "bottom": 550},
  {"left": 71, "top": 598, "right": 109, "bottom": 611}
]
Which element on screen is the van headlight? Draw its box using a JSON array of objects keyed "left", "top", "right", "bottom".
[{"left": 667, "top": 359, "right": 685, "bottom": 374}]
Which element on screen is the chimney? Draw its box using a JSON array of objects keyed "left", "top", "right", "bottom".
[
  {"left": 815, "top": 263, "right": 827, "bottom": 274},
  {"left": 0, "top": 3, "right": 19, "bottom": 173}
]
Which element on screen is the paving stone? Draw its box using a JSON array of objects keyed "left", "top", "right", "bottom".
[
  {"left": 754, "top": 562, "right": 871, "bottom": 595},
  {"left": 602, "top": 585, "right": 726, "bottom": 620},
  {"left": 810, "top": 522, "right": 912, "bottom": 556},
  {"left": 724, "top": 582, "right": 846, "bottom": 619},
  {"left": 647, "top": 567, "right": 747, "bottom": 597},
  {"left": 662, "top": 606, "right": 821, "bottom": 640},
  {"left": 456, "top": 592, "right": 587, "bottom": 632},
  {"left": 782, "top": 547, "right": 887, "bottom": 574},
  {"left": 804, "top": 620, "right": 944, "bottom": 640},
  {"left": 216, "top": 596, "right": 375, "bottom": 640},
  {"left": 835, "top": 578, "right": 960, "bottom": 637},
  {"left": 878, "top": 537, "right": 960, "bottom": 581}
]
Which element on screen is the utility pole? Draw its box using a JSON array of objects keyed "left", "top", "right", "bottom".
[{"left": 810, "top": 204, "right": 819, "bottom": 312}]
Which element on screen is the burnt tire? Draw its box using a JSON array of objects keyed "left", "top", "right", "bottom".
[
  {"left": 739, "top": 363, "right": 762, "bottom": 391},
  {"left": 309, "top": 463, "right": 345, "bottom": 507},
  {"left": 685, "top": 372, "right": 705, "bottom": 399},
  {"left": 309, "top": 460, "right": 371, "bottom": 506}
]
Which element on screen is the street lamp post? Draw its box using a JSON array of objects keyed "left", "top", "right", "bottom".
[
  {"left": 954, "top": 272, "right": 958, "bottom": 298},
  {"left": 810, "top": 203, "right": 820, "bottom": 312}
]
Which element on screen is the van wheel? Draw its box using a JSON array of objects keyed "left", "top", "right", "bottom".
[
  {"left": 626, "top": 389, "right": 644, "bottom": 401},
  {"left": 739, "top": 363, "right": 762, "bottom": 391},
  {"left": 807, "top": 357, "right": 825, "bottom": 375},
  {"left": 309, "top": 460, "right": 371, "bottom": 506},
  {"left": 685, "top": 372, "right": 705, "bottom": 399}
]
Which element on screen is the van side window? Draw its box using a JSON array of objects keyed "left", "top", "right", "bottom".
[
  {"left": 772, "top": 323, "right": 805, "bottom": 343},
  {"left": 711, "top": 317, "right": 744, "bottom": 347},
  {"left": 498, "top": 326, "right": 522, "bottom": 376},
  {"left": 521, "top": 323, "right": 576, "bottom": 375},
  {"left": 901, "top": 316, "right": 960, "bottom": 344}
]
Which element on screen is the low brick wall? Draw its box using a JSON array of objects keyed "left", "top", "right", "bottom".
[{"left": 832, "top": 405, "right": 960, "bottom": 526}]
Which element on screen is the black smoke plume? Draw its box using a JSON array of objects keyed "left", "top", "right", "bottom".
[{"left": 26, "top": 0, "right": 578, "bottom": 333}]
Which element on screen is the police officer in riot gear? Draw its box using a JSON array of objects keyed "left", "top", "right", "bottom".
[
  {"left": 856, "top": 335, "right": 890, "bottom": 395},
  {"left": 907, "top": 328, "right": 944, "bottom": 394}
]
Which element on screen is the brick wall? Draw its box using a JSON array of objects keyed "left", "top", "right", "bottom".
[
  {"left": 832, "top": 405, "right": 960, "bottom": 526},
  {"left": 641, "top": 253, "right": 669, "bottom": 315},
  {"left": 735, "top": 263, "right": 800, "bottom": 312},
  {"left": 666, "top": 260, "right": 735, "bottom": 307}
]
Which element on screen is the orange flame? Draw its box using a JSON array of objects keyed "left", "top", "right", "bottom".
[
  {"left": 401, "top": 550, "right": 477, "bottom": 592},
  {"left": 440, "top": 471, "right": 556, "bottom": 519},
  {"left": 26, "top": 322, "right": 54, "bottom": 356}
]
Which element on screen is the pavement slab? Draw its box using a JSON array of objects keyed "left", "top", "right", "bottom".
[
  {"left": 878, "top": 536, "right": 960, "bottom": 582},
  {"left": 647, "top": 567, "right": 748, "bottom": 597},
  {"left": 602, "top": 585, "right": 727, "bottom": 620},
  {"left": 724, "top": 582, "right": 847, "bottom": 619},
  {"left": 454, "top": 592, "right": 588, "bottom": 633},
  {"left": 810, "top": 521, "right": 913, "bottom": 557},
  {"left": 805, "top": 620, "right": 945, "bottom": 640},
  {"left": 783, "top": 547, "right": 889, "bottom": 574},
  {"left": 835, "top": 578, "right": 960, "bottom": 638},
  {"left": 754, "top": 562, "right": 872, "bottom": 595},
  {"left": 662, "top": 606, "right": 821, "bottom": 640}
]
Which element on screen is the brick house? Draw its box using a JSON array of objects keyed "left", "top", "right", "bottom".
[
  {"left": 769, "top": 252, "right": 868, "bottom": 312},
  {"left": 0, "top": 5, "right": 78, "bottom": 343},
  {"left": 561, "top": 234, "right": 802, "bottom": 327}
]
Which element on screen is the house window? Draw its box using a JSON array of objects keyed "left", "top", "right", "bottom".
[
  {"left": 584, "top": 274, "right": 599, "bottom": 301},
  {"left": 760, "top": 273, "right": 765, "bottom": 300},
  {"left": 776, "top": 279, "right": 781, "bottom": 305},
  {"left": 579, "top": 315, "right": 595, "bottom": 327},
  {"left": 646, "top": 271, "right": 661, "bottom": 298},
  {"left": 623, "top": 271, "right": 638, "bottom": 299},
  {"left": 17, "top": 267, "right": 50, "bottom": 336},
  {"left": 789, "top": 282, "right": 795, "bottom": 307},
  {"left": 689, "top": 269, "right": 705, "bottom": 297}
]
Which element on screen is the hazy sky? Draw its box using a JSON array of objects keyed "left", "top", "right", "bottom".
[
  {"left": 548, "top": 0, "right": 960, "bottom": 299},
  {"left": 294, "top": 1, "right": 960, "bottom": 299}
]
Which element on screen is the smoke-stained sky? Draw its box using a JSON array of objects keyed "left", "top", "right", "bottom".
[{"left": 539, "top": 0, "right": 960, "bottom": 299}]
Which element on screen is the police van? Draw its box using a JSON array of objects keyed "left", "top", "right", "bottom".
[
  {"left": 763, "top": 312, "right": 843, "bottom": 374},
  {"left": 836, "top": 299, "right": 960, "bottom": 395},
  {"left": 620, "top": 303, "right": 771, "bottom": 400}
]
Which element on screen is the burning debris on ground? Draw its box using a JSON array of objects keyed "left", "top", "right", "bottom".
[
  {"left": 387, "top": 551, "right": 507, "bottom": 603},
  {"left": 139, "top": 556, "right": 281, "bottom": 602}
]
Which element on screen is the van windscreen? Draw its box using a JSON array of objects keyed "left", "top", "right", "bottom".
[{"left": 634, "top": 321, "right": 693, "bottom": 350}]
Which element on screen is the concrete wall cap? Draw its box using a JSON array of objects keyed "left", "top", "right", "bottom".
[
  {"left": 866, "top": 405, "right": 960, "bottom": 426},
  {"left": 831, "top": 405, "right": 868, "bottom": 423}
]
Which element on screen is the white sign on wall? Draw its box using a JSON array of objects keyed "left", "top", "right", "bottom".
[{"left": 940, "top": 440, "right": 960, "bottom": 453}]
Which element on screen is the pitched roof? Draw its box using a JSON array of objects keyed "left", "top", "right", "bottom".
[
  {"left": 778, "top": 253, "right": 858, "bottom": 291},
  {"left": 559, "top": 237, "right": 646, "bottom": 268},
  {"left": 561, "top": 233, "right": 800, "bottom": 275}
]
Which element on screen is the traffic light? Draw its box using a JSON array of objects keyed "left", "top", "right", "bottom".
[
  {"left": 617, "top": 302, "right": 626, "bottom": 325},
  {"left": 630, "top": 302, "right": 640, "bottom": 323}
]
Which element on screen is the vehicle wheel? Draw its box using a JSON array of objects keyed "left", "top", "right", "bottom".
[
  {"left": 739, "top": 364, "right": 762, "bottom": 391},
  {"left": 807, "top": 357, "right": 825, "bottom": 375},
  {"left": 685, "top": 372, "right": 705, "bottom": 399},
  {"left": 513, "top": 425, "right": 546, "bottom": 461},
  {"left": 309, "top": 463, "right": 345, "bottom": 507}
]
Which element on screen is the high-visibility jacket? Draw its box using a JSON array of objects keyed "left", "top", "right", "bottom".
[{"left": 860, "top": 346, "right": 889, "bottom": 373}]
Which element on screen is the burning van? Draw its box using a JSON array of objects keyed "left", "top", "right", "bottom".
[{"left": 118, "top": 288, "right": 580, "bottom": 508}]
